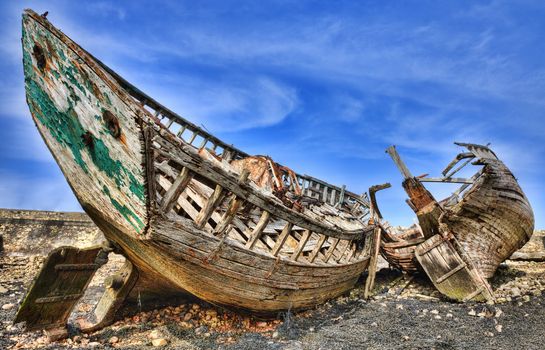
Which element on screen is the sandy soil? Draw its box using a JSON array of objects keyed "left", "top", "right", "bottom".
[{"left": 1, "top": 249, "right": 544, "bottom": 350}]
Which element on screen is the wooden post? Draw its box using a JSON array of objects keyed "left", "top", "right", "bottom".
[{"left": 364, "top": 227, "right": 382, "bottom": 299}]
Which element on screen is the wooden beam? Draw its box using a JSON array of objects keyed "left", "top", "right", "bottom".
[
  {"left": 323, "top": 238, "right": 340, "bottom": 263},
  {"left": 213, "top": 170, "right": 250, "bottom": 235},
  {"left": 195, "top": 184, "right": 226, "bottom": 228},
  {"left": 308, "top": 235, "right": 327, "bottom": 263},
  {"left": 271, "top": 223, "right": 294, "bottom": 256},
  {"left": 418, "top": 177, "right": 473, "bottom": 184},
  {"left": 245, "top": 211, "right": 271, "bottom": 249},
  {"left": 160, "top": 167, "right": 193, "bottom": 213},
  {"left": 386, "top": 145, "right": 413, "bottom": 179},
  {"left": 291, "top": 230, "right": 311, "bottom": 261}
]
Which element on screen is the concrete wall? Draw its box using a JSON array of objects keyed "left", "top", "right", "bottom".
[{"left": 0, "top": 208, "right": 104, "bottom": 255}]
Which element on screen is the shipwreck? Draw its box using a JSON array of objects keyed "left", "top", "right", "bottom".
[{"left": 15, "top": 9, "right": 534, "bottom": 340}]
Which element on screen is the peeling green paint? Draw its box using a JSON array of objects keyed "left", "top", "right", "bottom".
[
  {"left": 22, "top": 19, "right": 146, "bottom": 233},
  {"left": 103, "top": 186, "right": 144, "bottom": 232}
]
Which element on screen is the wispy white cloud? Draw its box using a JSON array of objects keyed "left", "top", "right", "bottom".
[{"left": 0, "top": 172, "right": 81, "bottom": 212}]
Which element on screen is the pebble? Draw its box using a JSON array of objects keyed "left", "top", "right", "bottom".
[
  {"left": 148, "top": 330, "right": 161, "bottom": 339},
  {"left": 0, "top": 286, "right": 8, "bottom": 294},
  {"left": 183, "top": 312, "right": 193, "bottom": 321},
  {"left": 396, "top": 304, "right": 404, "bottom": 310},
  {"left": 2, "top": 303, "right": 14, "bottom": 310},
  {"left": 468, "top": 309, "right": 476, "bottom": 316},
  {"left": 446, "top": 313, "right": 453, "bottom": 318},
  {"left": 485, "top": 331, "right": 494, "bottom": 337},
  {"left": 371, "top": 322, "right": 378, "bottom": 327},
  {"left": 88, "top": 342, "right": 101, "bottom": 347},
  {"left": 495, "top": 309, "right": 503, "bottom": 318},
  {"left": 152, "top": 338, "right": 168, "bottom": 346},
  {"left": 402, "top": 335, "right": 410, "bottom": 341},
  {"left": 495, "top": 324, "right": 503, "bottom": 333},
  {"left": 522, "top": 295, "right": 530, "bottom": 302},
  {"left": 511, "top": 287, "right": 521, "bottom": 297},
  {"left": 272, "top": 331, "right": 279, "bottom": 338},
  {"left": 430, "top": 309, "right": 439, "bottom": 315},
  {"left": 109, "top": 336, "right": 119, "bottom": 344}
]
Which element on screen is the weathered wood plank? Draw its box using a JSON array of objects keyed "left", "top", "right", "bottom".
[{"left": 160, "top": 167, "right": 193, "bottom": 213}]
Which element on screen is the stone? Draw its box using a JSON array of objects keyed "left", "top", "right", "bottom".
[
  {"left": 272, "top": 331, "right": 279, "bottom": 338},
  {"left": 468, "top": 309, "right": 476, "bottom": 316},
  {"left": 0, "top": 286, "right": 8, "bottom": 294},
  {"left": 152, "top": 338, "right": 168, "bottom": 347},
  {"left": 109, "top": 336, "right": 119, "bottom": 344},
  {"left": 183, "top": 312, "right": 193, "bottom": 321},
  {"left": 495, "top": 324, "right": 503, "bottom": 333},
  {"left": 195, "top": 326, "right": 207, "bottom": 335},
  {"left": 511, "top": 287, "right": 521, "bottom": 297},
  {"left": 149, "top": 330, "right": 164, "bottom": 340},
  {"left": 495, "top": 309, "right": 503, "bottom": 318},
  {"left": 88, "top": 342, "right": 101, "bottom": 347},
  {"left": 522, "top": 295, "right": 531, "bottom": 302},
  {"left": 430, "top": 309, "right": 439, "bottom": 315},
  {"left": 2, "top": 303, "right": 14, "bottom": 310}
]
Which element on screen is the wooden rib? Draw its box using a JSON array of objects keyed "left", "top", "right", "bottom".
[
  {"left": 308, "top": 235, "right": 327, "bottom": 263},
  {"left": 195, "top": 184, "right": 226, "bottom": 228},
  {"left": 345, "top": 243, "right": 357, "bottom": 262},
  {"left": 245, "top": 211, "right": 271, "bottom": 249},
  {"left": 271, "top": 222, "right": 294, "bottom": 257},
  {"left": 323, "top": 238, "right": 341, "bottom": 263},
  {"left": 291, "top": 229, "right": 311, "bottom": 261},
  {"left": 335, "top": 240, "right": 352, "bottom": 263},
  {"left": 160, "top": 167, "right": 193, "bottom": 213},
  {"left": 213, "top": 195, "right": 241, "bottom": 235},
  {"left": 213, "top": 170, "right": 250, "bottom": 235}
]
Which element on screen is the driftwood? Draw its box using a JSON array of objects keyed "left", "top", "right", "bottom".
[{"left": 509, "top": 252, "right": 545, "bottom": 262}]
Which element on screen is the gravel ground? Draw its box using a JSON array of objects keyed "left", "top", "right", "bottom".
[{"left": 1, "top": 231, "right": 544, "bottom": 349}]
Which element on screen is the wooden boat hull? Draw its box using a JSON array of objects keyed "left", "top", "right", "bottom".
[
  {"left": 380, "top": 145, "right": 534, "bottom": 301},
  {"left": 20, "top": 9, "right": 372, "bottom": 318}
]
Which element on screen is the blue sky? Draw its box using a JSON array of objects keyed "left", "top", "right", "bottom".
[{"left": 0, "top": 0, "right": 543, "bottom": 228}]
